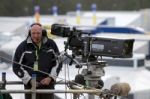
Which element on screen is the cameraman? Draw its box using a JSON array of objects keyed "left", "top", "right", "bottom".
[{"left": 12, "top": 23, "right": 62, "bottom": 99}]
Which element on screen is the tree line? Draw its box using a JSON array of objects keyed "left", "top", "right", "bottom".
[{"left": 0, "top": 0, "right": 150, "bottom": 16}]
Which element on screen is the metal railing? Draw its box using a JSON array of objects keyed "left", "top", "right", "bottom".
[{"left": 0, "top": 72, "right": 106, "bottom": 99}]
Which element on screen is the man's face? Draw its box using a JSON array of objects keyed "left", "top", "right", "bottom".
[{"left": 30, "top": 25, "right": 42, "bottom": 44}]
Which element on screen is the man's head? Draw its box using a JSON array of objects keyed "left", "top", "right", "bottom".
[{"left": 30, "top": 23, "right": 43, "bottom": 44}]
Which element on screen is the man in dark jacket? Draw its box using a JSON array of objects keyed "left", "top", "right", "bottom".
[{"left": 12, "top": 23, "right": 61, "bottom": 99}]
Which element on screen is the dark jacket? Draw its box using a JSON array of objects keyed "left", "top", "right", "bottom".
[{"left": 12, "top": 36, "right": 61, "bottom": 85}]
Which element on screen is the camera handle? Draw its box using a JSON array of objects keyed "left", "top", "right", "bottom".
[
  {"left": 69, "top": 54, "right": 75, "bottom": 65},
  {"left": 58, "top": 51, "right": 83, "bottom": 68},
  {"left": 65, "top": 53, "right": 82, "bottom": 68}
]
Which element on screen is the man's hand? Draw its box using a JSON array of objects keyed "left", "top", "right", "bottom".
[{"left": 40, "top": 77, "right": 52, "bottom": 85}]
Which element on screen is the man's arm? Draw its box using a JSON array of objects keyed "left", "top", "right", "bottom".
[{"left": 12, "top": 43, "right": 31, "bottom": 85}]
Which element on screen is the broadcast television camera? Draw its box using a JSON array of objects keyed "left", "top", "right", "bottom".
[
  {"left": 51, "top": 23, "right": 133, "bottom": 98},
  {"left": 51, "top": 23, "right": 134, "bottom": 59}
]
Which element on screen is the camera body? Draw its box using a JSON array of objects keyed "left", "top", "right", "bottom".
[{"left": 51, "top": 23, "right": 134, "bottom": 59}]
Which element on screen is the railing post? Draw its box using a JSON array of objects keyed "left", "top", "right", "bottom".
[
  {"left": 31, "top": 74, "right": 36, "bottom": 99},
  {"left": 2, "top": 72, "right": 6, "bottom": 89}
]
